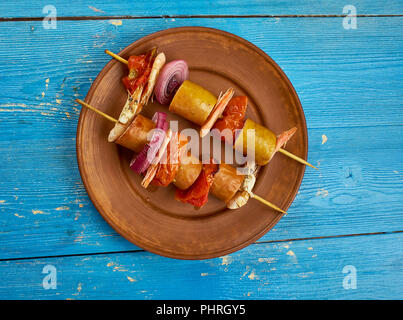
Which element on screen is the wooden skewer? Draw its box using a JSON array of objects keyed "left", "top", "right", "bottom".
[
  {"left": 75, "top": 99, "right": 118, "bottom": 123},
  {"left": 104, "top": 50, "right": 318, "bottom": 170},
  {"left": 75, "top": 99, "right": 286, "bottom": 213},
  {"left": 278, "top": 148, "right": 318, "bottom": 170},
  {"left": 250, "top": 193, "right": 287, "bottom": 214},
  {"left": 105, "top": 49, "right": 128, "bottom": 65}
]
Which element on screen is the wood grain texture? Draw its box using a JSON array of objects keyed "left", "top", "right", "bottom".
[
  {"left": 1, "top": 233, "right": 401, "bottom": 299},
  {"left": 0, "top": 0, "right": 402, "bottom": 18},
  {"left": 0, "top": 18, "right": 402, "bottom": 261},
  {"left": 0, "top": 18, "right": 402, "bottom": 130},
  {"left": 1, "top": 125, "right": 403, "bottom": 260},
  {"left": 0, "top": 7, "right": 402, "bottom": 299}
]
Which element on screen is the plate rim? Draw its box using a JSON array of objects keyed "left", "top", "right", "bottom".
[{"left": 76, "top": 26, "right": 307, "bottom": 260}]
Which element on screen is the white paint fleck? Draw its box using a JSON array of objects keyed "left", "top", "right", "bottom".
[
  {"left": 240, "top": 267, "right": 250, "bottom": 280},
  {"left": 72, "top": 282, "right": 82, "bottom": 296},
  {"left": 109, "top": 20, "right": 122, "bottom": 26},
  {"left": 248, "top": 270, "right": 258, "bottom": 280},
  {"left": 258, "top": 257, "right": 277, "bottom": 264},
  {"left": 287, "top": 250, "right": 298, "bottom": 263},
  {"left": 321, "top": 134, "right": 328, "bottom": 145},
  {"left": 316, "top": 188, "right": 329, "bottom": 197},
  {"left": 88, "top": 5, "right": 104, "bottom": 13},
  {"left": 220, "top": 255, "right": 232, "bottom": 266},
  {"left": 32, "top": 209, "right": 48, "bottom": 215},
  {"left": 297, "top": 272, "right": 314, "bottom": 278},
  {"left": 56, "top": 206, "right": 70, "bottom": 211}
]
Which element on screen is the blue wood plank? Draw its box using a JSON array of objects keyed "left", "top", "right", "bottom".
[
  {"left": 0, "top": 0, "right": 402, "bottom": 18},
  {"left": 0, "top": 233, "right": 401, "bottom": 299},
  {"left": 0, "top": 18, "right": 401, "bottom": 130},
  {"left": 1, "top": 125, "right": 402, "bottom": 260},
  {"left": 0, "top": 17, "right": 402, "bottom": 260}
]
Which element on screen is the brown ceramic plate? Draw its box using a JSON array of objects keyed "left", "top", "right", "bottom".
[{"left": 76, "top": 27, "right": 307, "bottom": 260}]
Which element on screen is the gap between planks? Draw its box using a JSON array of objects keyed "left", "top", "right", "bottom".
[
  {"left": 0, "top": 230, "right": 401, "bottom": 263},
  {"left": 0, "top": 14, "right": 403, "bottom": 22}
]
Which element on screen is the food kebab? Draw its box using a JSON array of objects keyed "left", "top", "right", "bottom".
[
  {"left": 105, "top": 49, "right": 317, "bottom": 170},
  {"left": 76, "top": 99, "right": 285, "bottom": 213}
]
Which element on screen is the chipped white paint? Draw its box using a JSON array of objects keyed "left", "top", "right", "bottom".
[
  {"left": 72, "top": 282, "right": 82, "bottom": 296},
  {"left": 258, "top": 257, "right": 277, "bottom": 264},
  {"left": 220, "top": 255, "right": 232, "bottom": 266},
  {"left": 32, "top": 209, "right": 48, "bottom": 215},
  {"left": 322, "top": 134, "right": 328, "bottom": 144},
  {"left": 316, "top": 188, "right": 329, "bottom": 197},
  {"left": 248, "top": 270, "right": 258, "bottom": 280},
  {"left": 56, "top": 206, "right": 70, "bottom": 211},
  {"left": 109, "top": 20, "right": 122, "bottom": 26},
  {"left": 287, "top": 250, "right": 298, "bottom": 263},
  {"left": 88, "top": 5, "right": 104, "bottom": 13},
  {"left": 297, "top": 272, "right": 314, "bottom": 278},
  {"left": 240, "top": 267, "right": 250, "bottom": 280}
]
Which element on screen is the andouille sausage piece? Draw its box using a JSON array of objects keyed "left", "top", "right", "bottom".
[
  {"left": 234, "top": 118, "right": 277, "bottom": 166},
  {"left": 169, "top": 80, "right": 217, "bottom": 126},
  {"left": 210, "top": 163, "right": 245, "bottom": 203},
  {"left": 115, "top": 114, "right": 155, "bottom": 153},
  {"left": 175, "top": 162, "right": 218, "bottom": 207},
  {"left": 172, "top": 152, "right": 203, "bottom": 190}
]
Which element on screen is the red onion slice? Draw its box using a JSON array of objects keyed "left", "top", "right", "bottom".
[
  {"left": 129, "top": 145, "right": 150, "bottom": 174},
  {"left": 129, "top": 112, "right": 168, "bottom": 174},
  {"left": 154, "top": 60, "right": 189, "bottom": 105},
  {"left": 152, "top": 111, "right": 168, "bottom": 131}
]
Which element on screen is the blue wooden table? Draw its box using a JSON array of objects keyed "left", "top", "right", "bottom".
[{"left": 0, "top": 1, "right": 402, "bottom": 300}]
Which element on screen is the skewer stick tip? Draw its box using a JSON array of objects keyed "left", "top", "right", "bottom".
[
  {"left": 278, "top": 148, "right": 318, "bottom": 170},
  {"left": 105, "top": 49, "right": 128, "bottom": 65},
  {"left": 250, "top": 193, "right": 287, "bottom": 214},
  {"left": 75, "top": 99, "right": 118, "bottom": 123}
]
